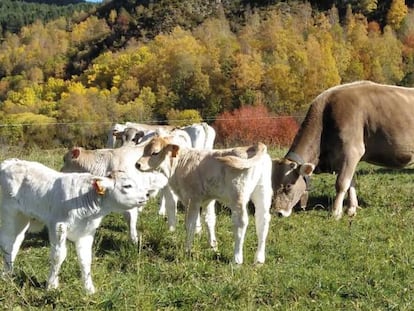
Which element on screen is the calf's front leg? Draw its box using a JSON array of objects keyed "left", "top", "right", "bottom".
[
  {"left": 251, "top": 189, "right": 271, "bottom": 264},
  {"left": 123, "top": 207, "right": 139, "bottom": 245},
  {"left": 47, "top": 222, "right": 68, "bottom": 290},
  {"left": 75, "top": 234, "right": 96, "bottom": 294}
]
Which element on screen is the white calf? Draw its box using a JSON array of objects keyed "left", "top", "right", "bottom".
[
  {"left": 137, "top": 137, "right": 273, "bottom": 264},
  {"left": 0, "top": 158, "right": 152, "bottom": 294},
  {"left": 61, "top": 145, "right": 167, "bottom": 244}
]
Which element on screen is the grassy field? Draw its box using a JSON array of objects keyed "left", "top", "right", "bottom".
[{"left": 0, "top": 147, "right": 414, "bottom": 310}]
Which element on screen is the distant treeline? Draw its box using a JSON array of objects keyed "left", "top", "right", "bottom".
[{"left": 0, "top": 0, "right": 95, "bottom": 35}]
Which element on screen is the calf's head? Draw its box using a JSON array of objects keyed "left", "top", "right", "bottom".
[
  {"left": 272, "top": 158, "right": 314, "bottom": 217},
  {"left": 136, "top": 136, "right": 179, "bottom": 175},
  {"left": 100, "top": 171, "right": 150, "bottom": 208}
]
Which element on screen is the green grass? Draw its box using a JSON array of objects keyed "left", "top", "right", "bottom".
[{"left": 0, "top": 147, "right": 414, "bottom": 310}]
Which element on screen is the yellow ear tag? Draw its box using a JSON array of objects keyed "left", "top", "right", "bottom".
[{"left": 93, "top": 179, "right": 106, "bottom": 195}]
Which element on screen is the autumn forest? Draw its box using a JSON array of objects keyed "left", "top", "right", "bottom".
[{"left": 0, "top": 0, "right": 412, "bottom": 147}]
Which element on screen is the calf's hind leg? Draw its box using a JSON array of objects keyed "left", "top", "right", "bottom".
[
  {"left": 184, "top": 202, "right": 201, "bottom": 256},
  {"left": 0, "top": 209, "right": 30, "bottom": 274},
  {"left": 203, "top": 200, "right": 217, "bottom": 251},
  {"left": 231, "top": 203, "right": 249, "bottom": 264}
]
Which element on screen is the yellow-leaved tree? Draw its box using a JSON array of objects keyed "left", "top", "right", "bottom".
[
  {"left": 142, "top": 27, "right": 211, "bottom": 118},
  {"left": 57, "top": 85, "right": 115, "bottom": 147},
  {"left": 387, "top": 0, "right": 408, "bottom": 30},
  {"left": 304, "top": 13, "right": 341, "bottom": 107},
  {"left": 257, "top": 10, "right": 307, "bottom": 113}
]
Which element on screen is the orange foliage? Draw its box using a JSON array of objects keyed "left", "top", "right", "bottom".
[
  {"left": 367, "top": 21, "right": 380, "bottom": 33},
  {"left": 213, "top": 104, "right": 299, "bottom": 148},
  {"left": 402, "top": 33, "right": 414, "bottom": 56}
]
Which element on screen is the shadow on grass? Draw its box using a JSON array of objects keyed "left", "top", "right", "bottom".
[
  {"left": 22, "top": 229, "right": 49, "bottom": 249},
  {"left": 94, "top": 232, "right": 127, "bottom": 257},
  {"left": 13, "top": 269, "right": 46, "bottom": 289},
  {"left": 289, "top": 194, "right": 368, "bottom": 215},
  {"left": 357, "top": 167, "right": 414, "bottom": 176}
]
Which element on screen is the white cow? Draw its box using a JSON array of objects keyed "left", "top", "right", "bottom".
[
  {"left": 136, "top": 136, "right": 273, "bottom": 264},
  {"left": 61, "top": 145, "right": 168, "bottom": 244},
  {"left": 107, "top": 122, "right": 216, "bottom": 151},
  {"left": 181, "top": 122, "right": 216, "bottom": 150},
  {"left": 0, "top": 158, "right": 153, "bottom": 294},
  {"left": 107, "top": 122, "right": 175, "bottom": 148}
]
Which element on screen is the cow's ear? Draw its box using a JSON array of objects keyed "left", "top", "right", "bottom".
[
  {"left": 133, "top": 131, "right": 145, "bottom": 143},
  {"left": 170, "top": 144, "right": 180, "bottom": 158},
  {"left": 299, "top": 163, "right": 315, "bottom": 176},
  {"left": 92, "top": 179, "right": 106, "bottom": 195},
  {"left": 71, "top": 148, "right": 81, "bottom": 159}
]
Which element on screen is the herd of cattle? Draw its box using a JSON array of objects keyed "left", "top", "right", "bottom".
[{"left": 1, "top": 80, "right": 413, "bottom": 294}]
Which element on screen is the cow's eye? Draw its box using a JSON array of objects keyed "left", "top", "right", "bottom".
[
  {"left": 123, "top": 184, "right": 132, "bottom": 189},
  {"left": 284, "top": 184, "right": 292, "bottom": 192},
  {"left": 151, "top": 151, "right": 160, "bottom": 156}
]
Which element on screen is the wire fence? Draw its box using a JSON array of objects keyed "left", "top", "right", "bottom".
[
  {"left": 0, "top": 115, "right": 305, "bottom": 127},
  {"left": 0, "top": 115, "right": 305, "bottom": 149}
]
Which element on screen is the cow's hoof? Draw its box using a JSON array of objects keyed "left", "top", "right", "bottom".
[
  {"left": 210, "top": 240, "right": 218, "bottom": 251},
  {"left": 254, "top": 262, "right": 264, "bottom": 268},
  {"left": 332, "top": 212, "right": 343, "bottom": 220},
  {"left": 347, "top": 209, "right": 357, "bottom": 218}
]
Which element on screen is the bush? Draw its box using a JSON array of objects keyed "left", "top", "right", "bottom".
[{"left": 212, "top": 104, "right": 299, "bottom": 147}]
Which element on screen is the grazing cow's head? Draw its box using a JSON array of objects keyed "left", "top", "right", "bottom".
[
  {"left": 272, "top": 158, "right": 314, "bottom": 217},
  {"left": 135, "top": 136, "right": 179, "bottom": 176}
]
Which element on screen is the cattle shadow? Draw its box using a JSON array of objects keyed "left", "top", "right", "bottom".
[
  {"left": 11, "top": 269, "right": 46, "bottom": 290},
  {"left": 22, "top": 228, "right": 49, "bottom": 249},
  {"left": 291, "top": 195, "right": 368, "bottom": 215},
  {"left": 356, "top": 167, "right": 414, "bottom": 176}
]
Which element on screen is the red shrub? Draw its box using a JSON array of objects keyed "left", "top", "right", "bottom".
[{"left": 212, "top": 104, "right": 299, "bottom": 148}]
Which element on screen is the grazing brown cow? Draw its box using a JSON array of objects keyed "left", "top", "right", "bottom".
[{"left": 272, "top": 81, "right": 414, "bottom": 220}]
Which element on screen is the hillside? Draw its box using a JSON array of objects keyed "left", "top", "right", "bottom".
[{"left": 0, "top": 0, "right": 414, "bottom": 148}]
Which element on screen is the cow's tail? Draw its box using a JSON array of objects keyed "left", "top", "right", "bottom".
[
  {"left": 216, "top": 142, "right": 268, "bottom": 169},
  {"left": 202, "top": 122, "right": 216, "bottom": 150}
]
